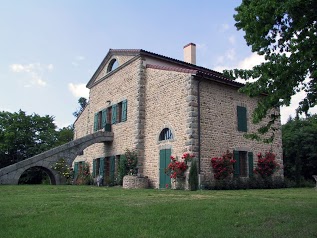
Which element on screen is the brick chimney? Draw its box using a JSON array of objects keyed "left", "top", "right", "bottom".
[{"left": 183, "top": 43, "right": 196, "bottom": 64}]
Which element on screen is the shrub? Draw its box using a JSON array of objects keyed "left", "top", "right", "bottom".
[
  {"left": 211, "top": 150, "right": 236, "bottom": 180},
  {"left": 166, "top": 155, "right": 188, "bottom": 179},
  {"left": 51, "top": 158, "right": 73, "bottom": 184},
  {"left": 75, "top": 162, "right": 93, "bottom": 185},
  {"left": 188, "top": 159, "right": 199, "bottom": 191},
  {"left": 254, "top": 152, "right": 280, "bottom": 178},
  {"left": 117, "top": 149, "right": 138, "bottom": 185}
]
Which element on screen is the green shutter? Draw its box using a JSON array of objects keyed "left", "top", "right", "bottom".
[
  {"left": 110, "top": 156, "right": 115, "bottom": 182},
  {"left": 92, "top": 159, "right": 96, "bottom": 178},
  {"left": 233, "top": 150, "right": 240, "bottom": 177},
  {"left": 121, "top": 100, "right": 127, "bottom": 122},
  {"left": 102, "top": 109, "right": 107, "bottom": 129},
  {"left": 74, "top": 162, "right": 79, "bottom": 179},
  {"left": 99, "top": 157, "right": 105, "bottom": 177},
  {"left": 93, "top": 113, "right": 98, "bottom": 131},
  {"left": 159, "top": 150, "right": 166, "bottom": 188},
  {"left": 237, "top": 106, "right": 247, "bottom": 132},
  {"left": 111, "top": 105, "right": 117, "bottom": 124},
  {"left": 248, "top": 152, "right": 254, "bottom": 177}
]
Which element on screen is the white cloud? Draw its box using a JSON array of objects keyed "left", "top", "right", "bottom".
[
  {"left": 228, "top": 36, "right": 236, "bottom": 45},
  {"left": 220, "top": 23, "right": 229, "bottom": 32},
  {"left": 68, "top": 83, "right": 89, "bottom": 98},
  {"left": 237, "top": 53, "right": 265, "bottom": 70},
  {"left": 72, "top": 56, "right": 85, "bottom": 67},
  {"left": 226, "top": 48, "right": 236, "bottom": 61},
  {"left": 76, "top": 56, "right": 85, "bottom": 61},
  {"left": 10, "top": 63, "right": 53, "bottom": 87}
]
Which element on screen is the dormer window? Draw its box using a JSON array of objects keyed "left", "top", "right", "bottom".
[{"left": 107, "top": 59, "right": 119, "bottom": 73}]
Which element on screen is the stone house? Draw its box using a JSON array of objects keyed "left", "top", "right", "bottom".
[{"left": 73, "top": 43, "right": 283, "bottom": 188}]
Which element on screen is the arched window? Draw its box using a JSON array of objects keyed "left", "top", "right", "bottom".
[
  {"left": 159, "top": 128, "right": 173, "bottom": 141},
  {"left": 107, "top": 59, "right": 119, "bottom": 73}
]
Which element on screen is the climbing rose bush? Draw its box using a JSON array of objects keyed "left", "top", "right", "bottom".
[
  {"left": 181, "top": 152, "right": 195, "bottom": 162},
  {"left": 211, "top": 150, "right": 236, "bottom": 180},
  {"left": 254, "top": 152, "right": 279, "bottom": 178},
  {"left": 166, "top": 153, "right": 193, "bottom": 179}
]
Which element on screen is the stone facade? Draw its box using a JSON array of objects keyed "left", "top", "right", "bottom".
[{"left": 73, "top": 48, "right": 283, "bottom": 188}]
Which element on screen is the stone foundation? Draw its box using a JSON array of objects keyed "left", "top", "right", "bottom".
[{"left": 123, "top": 175, "right": 149, "bottom": 189}]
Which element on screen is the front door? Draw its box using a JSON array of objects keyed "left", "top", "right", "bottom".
[{"left": 159, "top": 149, "right": 171, "bottom": 188}]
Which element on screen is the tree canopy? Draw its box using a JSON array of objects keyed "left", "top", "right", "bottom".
[
  {"left": 0, "top": 110, "right": 73, "bottom": 169},
  {"left": 225, "top": 0, "right": 317, "bottom": 128},
  {"left": 282, "top": 114, "right": 317, "bottom": 185},
  {"left": 73, "top": 97, "right": 87, "bottom": 118}
]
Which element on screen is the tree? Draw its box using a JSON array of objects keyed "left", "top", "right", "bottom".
[
  {"left": 225, "top": 0, "right": 317, "bottom": 133},
  {"left": 56, "top": 125, "right": 74, "bottom": 146},
  {"left": 73, "top": 97, "right": 87, "bottom": 117},
  {"left": 282, "top": 115, "right": 317, "bottom": 185},
  {"left": 0, "top": 110, "right": 74, "bottom": 169}
]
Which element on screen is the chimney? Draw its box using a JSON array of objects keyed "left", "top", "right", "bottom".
[{"left": 183, "top": 43, "right": 196, "bottom": 64}]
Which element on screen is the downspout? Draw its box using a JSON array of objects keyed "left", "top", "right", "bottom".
[{"left": 197, "top": 77, "right": 201, "bottom": 174}]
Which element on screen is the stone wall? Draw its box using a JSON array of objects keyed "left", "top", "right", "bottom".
[
  {"left": 143, "top": 68, "right": 191, "bottom": 188},
  {"left": 95, "top": 55, "right": 135, "bottom": 81},
  {"left": 73, "top": 58, "right": 142, "bottom": 167},
  {"left": 199, "top": 79, "right": 283, "bottom": 182}
]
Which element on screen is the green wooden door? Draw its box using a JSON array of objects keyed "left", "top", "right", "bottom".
[{"left": 159, "top": 149, "right": 171, "bottom": 188}]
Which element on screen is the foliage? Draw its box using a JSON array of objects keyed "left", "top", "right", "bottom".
[
  {"left": 224, "top": 0, "right": 317, "bottom": 135},
  {"left": 211, "top": 150, "right": 236, "bottom": 180},
  {"left": 181, "top": 152, "right": 195, "bottom": 162},
  {"left": 282, "top": 115, "right": 317, "bottom": 185},
  {"left": 55, "top": 125, "right": 74, "bottom": 146},
  {"left": 188, "top": 159, "right": 199, "bottom": 191},
  {"left": 117, "top": 156, "right": 127, "bottom": 185},
  {"left": 0, "top": 110, "right": 57, "bottom": 168},
  {"left": 204, "top": 176, "right": 287, "bottom": 190},
  {"left": 125, "top": 149, "right": 138, "bottom": 175},
  {"left": 254, "top": 152, "right": 280, "bottom": 178},
  {"left": 73, "top": 97, "right": 88, "bottom": 118},
  {"left": 18, "top": 167, "right": 50, "bottom": 185},
  {"left": 117, "top": 149, "right": 138, "bottom": 185},
  {"left": 166, "top": 154, "right": 189, "bottom": 179},
  {"left": 0, "top": 110, "right": 74, "bottom": 169},
  {"left": 1, "top": 186, "right": 317, "bottom": 238},
  {"left": 51, "top": 158, "right": 73, "bottom": 184},
  {"left": 74, "top": 162, "right": 92, "bottom": 185}
]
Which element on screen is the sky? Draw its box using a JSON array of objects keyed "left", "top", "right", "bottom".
[{"left": 1, "top": 0, "right": 315, "bottom": 128}]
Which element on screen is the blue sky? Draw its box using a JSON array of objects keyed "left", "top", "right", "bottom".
[{"left": 0, "top": 1, "right": 314, "bottom": 128}]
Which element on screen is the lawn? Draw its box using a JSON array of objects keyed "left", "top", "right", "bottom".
[{"left": 0, "top": 186, "right": 316, "bottom": 238}]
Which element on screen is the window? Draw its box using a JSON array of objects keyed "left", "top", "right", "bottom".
[
  {"left": 237, "top": 106, "right": 247, "bottom": 132},
  {"left": 233, "top": 150, "right": 254, "bottom": 177},
  {"left": 74, "top": 161, "right": 85, "bottom": 179},
  {"left": 92, "top": 156, "right": 116, "bottom": 185},
  {"left": 107, "top": 59, "right": 119, "bottom": 73},
  {"left": 117, "top": 102, "right": 122, "bottom": 123},
  {"left": 159, "top": 128, "right": 173, "bottom": 141},
  {"left": 94, "top": 100, "right": 127, "bottom": 131},
  {"left": 94, "top": 110, "right": 107, "bottom": 131}
]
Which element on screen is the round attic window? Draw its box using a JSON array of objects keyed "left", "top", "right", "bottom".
[{"left": 107, "top": 59, "right": 119, "bottom": 73}]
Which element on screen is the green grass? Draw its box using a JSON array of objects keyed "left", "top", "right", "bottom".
[{"left": 0, "top": 186, "right": 316, "bottom": 238}]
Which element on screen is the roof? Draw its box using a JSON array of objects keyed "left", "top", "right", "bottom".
[{"left": 87, "top": 48, "right": 244, "bottom": 88}]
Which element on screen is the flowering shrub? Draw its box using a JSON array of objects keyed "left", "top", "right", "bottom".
[
  {"left": 125, "top": 149, "right": 138, "bottom": 175},
  {"left": 181, "top": 152, "right": 195, "bottom": 163},
  {"left": 254, "top": 152, "right": 279, "bottom": 178},
  {"left": 211, "top": 150, "right": 236, "bottom": 180},
  {"left": 75, "top": 162, "right": 92, "bottom": 185},
  {"left": 51, "top": 158, "right": 73, "bottom": 184},
  {"left": 165, "top": 153, "right": 192, "bottom": 179}
]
